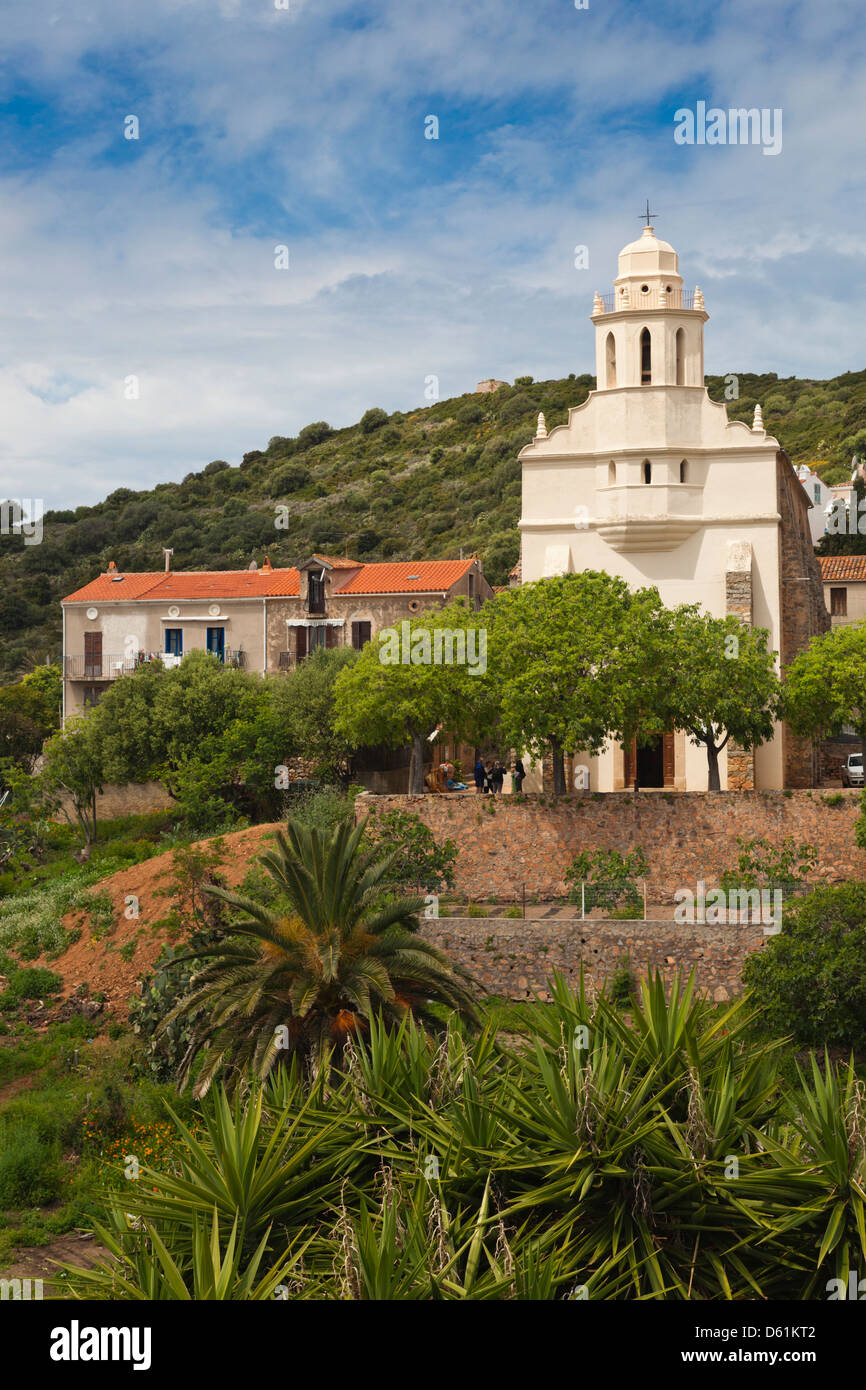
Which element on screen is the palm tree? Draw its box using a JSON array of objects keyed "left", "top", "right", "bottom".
[{"left": 162, "top": 817, "right": 479, "bottom": 1095}]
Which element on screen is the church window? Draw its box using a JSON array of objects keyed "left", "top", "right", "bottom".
[
  {"left": 640, "top": 328, "right": 652, "bottom": 384},
  {"left": 643, "top": 459, "right": 652, "bottom": 484},
  {"left": 640, "top": 284, "right": 649, "bottom": 293},
  {"left": 608, "top": 460, "right": 616, "bottom": 485},
  {"left": 675, "top": 327, "right": 685, "bottom": 385},
  {"left": 605, "top": 332, "right": 616, "bottom": 387},
  {"left": 679, "top": 459, "right": 688, "bottom": 483}
]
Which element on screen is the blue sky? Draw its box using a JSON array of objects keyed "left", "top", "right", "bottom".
[{"left": 1, "top": 0, "right": 864, "bottom": 506}]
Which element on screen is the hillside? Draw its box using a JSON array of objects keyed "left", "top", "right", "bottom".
[{"left": 3, "top": 367, "right": 866, "bottom": 679}]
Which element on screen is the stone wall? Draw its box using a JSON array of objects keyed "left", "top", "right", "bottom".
[
  {"left": 422, "top": 915, "right": 764, "bottom": 1001},
  {"left": 56, "top": 780, "right": 175, "bottom": 820},
  {"left": 356, "top": 789, "right": 864, "bottom": 898},
  {"left": 777, "top": 451, "right": 831, "bottom": 787}
]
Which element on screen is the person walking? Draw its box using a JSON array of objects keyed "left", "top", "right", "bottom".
[
  {"left": 513, "top": 756, "right": 525, "bottom": 794},
  {"left": 483, "top": 758, "right": 494, "bottom": 794},
  {"left": 474, "top": 756, "right": 486, "bottom": 794},
  {"left": 491, "top": 758, "right": 505, "bottom": 795}
]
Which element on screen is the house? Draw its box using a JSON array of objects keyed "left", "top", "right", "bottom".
[
  {"left": 817, "top": 554, "right": 866, "bottom": 627},
  {"left": 61, "top": 553, "right": 492, "bottom": 722},
  {"left": 517, "top": 223, "right": 829, "bottom": 791},
  {"left": 795, "top": 465, "right": 834, "bottom": 544}
]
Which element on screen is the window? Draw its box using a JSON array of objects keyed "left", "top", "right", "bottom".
[
  {"left": 82, "top": 686, "right": 102, "bottom": 709},
  {"left": 675, "top": 327, "right": 685, "bottom": 385},
  {"left": 679, "top": 459, "right": 688, "bottom": 484},
  {"left": 309, "top": 624, "right": 328, "bottom": 651},
  {"left": 608, "top": 460, "right": 617, "bottom": 486},
  {"left": 164, "top": 628, "right": 182, "bottom": 656},
  {"left": 351, "top": 620, "right": 372, "bottom": 650},
  {"left": 814, "top": 484, "right": 822, "bottom": 504},
  {"left": 643, "top": 459, "right": 652, "bottom": 485},
  {"left": 307, "top": 574, "right": 325, "bottom": 614},
  {"left": 831, "top": 587, "right": 848, "bottom": 616},
  {"left": 605, "top": 331, "right": 616, "bottom": 388},
  {"left": 640, "top": 328, "right": 652, "bottom": 384}
]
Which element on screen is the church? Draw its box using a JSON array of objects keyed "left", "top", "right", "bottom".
[{"left": 516, "top": 223, "right": 828, "bottom": 791}]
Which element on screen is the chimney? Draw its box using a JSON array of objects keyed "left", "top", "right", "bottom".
[
  {"left": 261, "top": 555, "right": 273, "bottom": 574},
  {"left": 106, "top": 560, "right": 117, "bottom": 573},
  {"left": 162, "top": 547, "right": 174, "bottom": 573}
]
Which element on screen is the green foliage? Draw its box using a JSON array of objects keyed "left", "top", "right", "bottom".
[
  {"left": 63, "top": 975, "right": 866, "bottom": 1300},
  {"left": 719, "top": 836, "right": 819, "bottom": 893},
  {"left": 166, "top": 818, "right": 479, "bottom": 1092},
  {"left": 359, "top": 407, "right": 389, "bottom": 434},
  {"left": 129, "top": 843, "right": 231, "bottom": 1082},
  {"left": 743, "top": 883, "right": 866, "bottom": 1049},
  {"left": 0, "top": 872, "right": 99, "bottom": 959},
  {"left": 365, "top": 809, "right": 458, "bottom": 893},
  {"left": 0, "top": 1125, "right": 63, "bottom": 1206},
  {"left": 785, "top": 625, "right": 866, "bottom": 760},
  {"left": 565, "top": 847, "right": 648, "bottom": 915},
  {"left": 333, "top": 601, "right": 494, "bottom": 793}
]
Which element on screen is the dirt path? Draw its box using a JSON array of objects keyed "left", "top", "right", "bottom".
[
  {"left": 34, "top": 822, "right": 283, "bottom": 1014},
  {"left": 0, "top": 1231, "right": 113, "bottom": 1295}
]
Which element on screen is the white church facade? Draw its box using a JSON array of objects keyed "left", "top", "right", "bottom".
[{"left": 517, "top": 225, "right": 828, "bottom": 792}]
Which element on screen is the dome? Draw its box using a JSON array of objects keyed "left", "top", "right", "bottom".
[
  {"left": 616, "top": 224, "right": 680, "bottom": 284},
  {"left": 618, "top": 225, "right": 676, "bottom": 259}
]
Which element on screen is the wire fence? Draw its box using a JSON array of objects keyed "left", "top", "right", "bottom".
[{"left": 432, "top": 879, "right": 836, "bottom": 924}]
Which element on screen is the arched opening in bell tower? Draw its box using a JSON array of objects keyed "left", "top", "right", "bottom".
[
  {"left": 640, "top": 328, "right": 652, "bottom": 384},
  {"left": 675, "top": 327, "right": 686, "bottom": 385},
  {"left": 605, "top": 332, "right": 617, "bottom": 388}
]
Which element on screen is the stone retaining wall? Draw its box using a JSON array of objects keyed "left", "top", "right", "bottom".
[
  {"left": 421, "top": 915, "right": 766, "bottom": 1001},
  {"left": 358, "top": 789, "right": 864, "bottom": 898}
]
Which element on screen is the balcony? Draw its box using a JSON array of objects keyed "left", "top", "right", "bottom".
[
  {"left": 595, "top": 483, "right": 704, "bottom": 552},
  {"left": 595, "top": 289, "right": 696, "bottom": 314},
  {"left": 65, "top": 649, "right": 245, "bottom": 679}
]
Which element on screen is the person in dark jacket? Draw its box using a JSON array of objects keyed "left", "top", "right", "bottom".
[
  {"left": 491, "top": 758, "right": 505, "bottom": 794},
  {"left": 474, "top": 757, "right": 486, "bottom": 793},
  {"left": 513, "top": 757, "right": 525, "bottom": 793}
]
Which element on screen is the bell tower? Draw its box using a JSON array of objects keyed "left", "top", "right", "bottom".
[{"left": 591, "top": 225, "right": 708, "bottom": 389}]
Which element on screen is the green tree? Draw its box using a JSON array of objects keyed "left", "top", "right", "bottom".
[
  {"left": 742, "top": 883, "right": 866, "bottom": 1049},
  {"left": 783, "top": 623, "right": 866, "bottom": 744},
  {"left": 487, "top": 572, "right": 666, "bottom": 794},
  {"left": 276, "top": 647, "right": 360, "bottom": 784},
  {"left": 164, "top": 818, "right": 479, "bottom": 1092},
  {"left": 663, "top": 609, "right": 782, "bottom": 791},
  {"left": 41, "top": 717, "right": 104, "bottom": 845},
  {"left": 333, "top": 602, "right": 492, "bottom": 794}
]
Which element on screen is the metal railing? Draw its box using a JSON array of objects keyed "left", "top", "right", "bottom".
[
  {"left": 597, "top": 289, "right": 696, "bottom": 313},
  {"left": 65, "top": 649, "right": 245, "bottom": 679}
]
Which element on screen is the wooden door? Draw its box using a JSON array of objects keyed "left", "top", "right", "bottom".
[
  {"left": 662, "top": 732, "right": 676, "bottom": 787},
  {"left": 295, "top": 627, "right": 307, "bottom": 663},
  {"left": 84, "top": 631, "right": 102, "bottom": 679}
]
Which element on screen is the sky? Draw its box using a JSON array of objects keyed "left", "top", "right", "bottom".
[{"left": 1, "top": 0, "right": 865, "bottom": 508}]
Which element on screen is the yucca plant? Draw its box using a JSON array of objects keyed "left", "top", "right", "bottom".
[
  {"left": 62, "top": 1206, "right": 308, "bottom": 1301},
  {"left": 162, "top": 817, "right": 480, "bottom": 1093}
]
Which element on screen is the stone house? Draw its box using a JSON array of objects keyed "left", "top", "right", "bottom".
[
  {"left": 817, "top": 554, "right": 866, "bottom": 628},
  {"left": 61, "top": 553, "right": 492, "bottom": 723}
]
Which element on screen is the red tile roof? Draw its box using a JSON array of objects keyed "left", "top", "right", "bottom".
[
  {"left": 334, "top": 559, "right": 475, "bottom": 595},
  {"left": 63, "top": 557, "right": 476, "bottom": 603},
  {"left": 817, "top": 555, "right": 866, "bottom": 582},
  {"left": 63, "top": 569, "right": 300, "bottom": 602}
]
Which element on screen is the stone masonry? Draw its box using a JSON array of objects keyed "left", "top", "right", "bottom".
[{"left": 357, "top": 789, "right": 864, "bottom": 899}]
